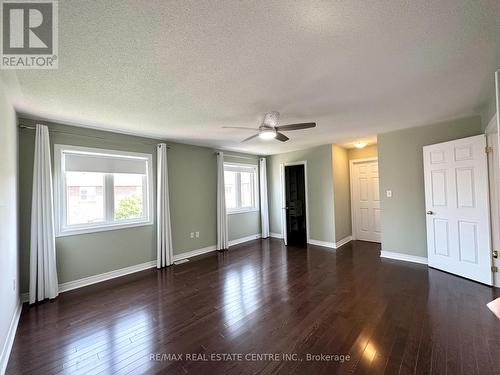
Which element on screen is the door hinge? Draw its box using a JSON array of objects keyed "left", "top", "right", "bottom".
[
  {"left": 492, "top": 266, "right": 498, "bottom": 273},
  {"left": 485, "top": 146, "right": 493, "bottom": 153}
]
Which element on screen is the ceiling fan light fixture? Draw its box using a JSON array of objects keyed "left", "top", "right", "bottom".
[
  {"left": 259, "top": 128, "right": 277, "bottom": 140},
  {"left": 354, "top": 141, "right": 367, "bottom": 149}
]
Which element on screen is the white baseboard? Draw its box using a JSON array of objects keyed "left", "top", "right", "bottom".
[
  {"left": 380, "top": 250, "right": 428, "bottom": 265},
  {"left": 229, "top": 234, "right": 261, "bottom": 247},
  {"left": 20, "top": 244, "right": 225, "bottom": 302},
  {"left": 308, "top": 239, "right": 335, "bottom": 248},
  {"left": 173, "top": 245, "right": 217, "bottom": 263},
  {"left": 60, "top": 260, "right": 157, "bottom": 293},
  {"left": 334, "top": 235, "right": 352, "bottom": 249},
  {"left": 0, "top": 299, "right": 22, "bottom": 375},
  {"left": 21, "top": 260, "right": 157, "bottom": 303},
  {"left": 270, "top": 234, "right": 351, "bottom": 249}
]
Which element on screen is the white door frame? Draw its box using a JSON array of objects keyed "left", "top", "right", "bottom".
[
  {"left": 349, "top": 157, "right": 378, "bottom": 241},
  {"left": 486, "top": 113, "right": 500, "bottom": 287},
  {"left": 280, "top": 161, "right": 309, "bottom": 245},
  {"left": 496, "top": 70, "right": 500, "bottom": 166}
]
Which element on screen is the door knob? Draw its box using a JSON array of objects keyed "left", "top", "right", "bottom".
[{"left": 426, "top": 210, "right": 434, "bottom": 215}]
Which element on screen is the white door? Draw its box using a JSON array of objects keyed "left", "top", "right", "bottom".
[
  {"left": 350, "top": 159, "right": 381, "bottom": 242},
  {"left": 423, "top": 135, "right": 492, "bottom": 285}
]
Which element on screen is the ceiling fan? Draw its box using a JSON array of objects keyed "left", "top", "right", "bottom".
[{"left": 222, "top": 111, "right": 316, "bottom": 142}]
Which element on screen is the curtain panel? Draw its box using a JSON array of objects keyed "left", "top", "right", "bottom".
[{"left": 29, "top": 124, "right": 59, "bottom": 304}]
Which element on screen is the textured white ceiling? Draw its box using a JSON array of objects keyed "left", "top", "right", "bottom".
[{"left": 2, "top": 0, "right": 500, "bottom": 154}]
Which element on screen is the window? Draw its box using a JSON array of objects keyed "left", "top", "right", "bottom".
[
  {"left": 224, "top": 163, "right": 259, "bottom": 213},
  {"left": 54, "top": 145, "right": 153, "bottom": 236}
]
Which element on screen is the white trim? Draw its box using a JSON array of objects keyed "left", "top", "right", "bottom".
[
  {"left": 21, "top": 260, "right": 156, "bottom": 302},
  {"left": 349, "top": 157, "right": 379, "bottom": 241},
  {"left": 270, "top": 232, "right": 282, "bottom": 239},
  {"left": 224, "top": 162, "right": 259, "bottom": 214},
  {"left": 229, "top": 234, "right": 261, "bottom": 247},
  {"left": 227, "top": 208, "right": 259, "bottom": 215},
  {"left": 487, "top": 131, "right": 500, "bottom": 288},
  {"left": 59, "top": 260, "right": 156, "bottom": 293},
  {"left": 19, "top": 244, "right": 224, "bottom": 302},
  {"left": 173, "top": 259, "right": 189, "bottom": 265},
  {"left": 0, "top": 299, "right": 22, "bottom": 375},
  {"left": 380, "top": 251, "right": 428, "bottom": 265},
  {"left": 308, "top": 239, "right": 335, "bottom": 248},
  {"left": 59, "top": 261, "right": 156, "bottom": 293},
  {"left": 55, "top": 221, "right": 154, "bottom": 237},
  {"left": 280, "top": 165, "right": 287, "bottom": 244},
  {"left": 335, "top": 235, "right": 352, "bottom": 248},
  {"left": 172, "top": 245, "right": 217, "bottom": 262},
  {"left": 279, "top": 161, "right": 310, "bottom": 245},
  {"left": 54, "top": 144, "right": 154, "bottom": 237}
]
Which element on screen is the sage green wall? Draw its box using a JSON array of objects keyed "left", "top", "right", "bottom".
[
  {"left": 18, "top": 119, "right": 260, "bottom": 292},
  {"left": 348, "top": 144, "right": 378, "bottom": 160},
  {"left": 267, "top": 145, "right": 334, "bottom": 243},
  {"left": 228, "top": 211, "right": 260, "bottom": 240},
  {"left": 478, "top": 80, "right": 497, "bottom": 131},
  {"left": 167, "top": 143, "right": 218, "bottom": 253},
  {"left": 331, "top": 145, "right": 351, "bottom": 241},
  {"left": 0, "top": 84, "right": 19, "bottom": 371},
  {"left": 378, "top": 116, "right": 482, "bottom": 257}
]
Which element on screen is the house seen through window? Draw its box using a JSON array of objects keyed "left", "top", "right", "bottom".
[{"left": 55, "top": 145, "right": 153, "bottom": 236}]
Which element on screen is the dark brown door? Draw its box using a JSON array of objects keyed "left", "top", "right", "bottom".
[{"left": 285, "top": 165, "right": 307, "bottom": 245}]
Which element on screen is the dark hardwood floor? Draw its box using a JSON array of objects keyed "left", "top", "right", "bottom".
[{"left": 7, "top": 239, "right": 500, "bottom": 374}]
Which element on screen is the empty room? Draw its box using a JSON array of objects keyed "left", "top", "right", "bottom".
[{"left": 1, "top": 1, "right": 500, "bottom": 374}]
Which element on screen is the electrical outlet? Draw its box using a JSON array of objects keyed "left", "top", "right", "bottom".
[
  {"left": 386, "top": 190, "right": 392, "bottom": 198},
  {"left": 195, "top": 231, "right": 200, "bottom": 238},
  {"left": 190, "top": 232, "right": 194, "bottom": 239}
]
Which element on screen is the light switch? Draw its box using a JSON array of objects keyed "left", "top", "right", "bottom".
[
  {"left": 190, "top": 232, "right": 194, "bottom": 238},
  {"left": 386, "top": 190, "right": 392, "bottom": 198}
]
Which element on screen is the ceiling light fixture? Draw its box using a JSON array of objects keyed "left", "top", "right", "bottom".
[
  {"left": 354, "top": 141, "right": 367, "bottom": 149},
  {"left": 259, "top": 128, "right": 277, "bottom": 140}
]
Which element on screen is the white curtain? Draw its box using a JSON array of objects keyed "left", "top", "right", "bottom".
[
  {"left": 216, "top": 152, "right": 228, "bottom": 250},
  {"left": 29, "top": 124, "right": 58, "bottom": 304},
  {"left": 259, "top": 157, "right": 270, "bottom": 238},
  {"left": 157, "top": 143, "right": 173, "bottom": 268}
]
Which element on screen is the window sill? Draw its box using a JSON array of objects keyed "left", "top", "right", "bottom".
[
  {"left": 56, "top": 220, "right": 153, "bottom": 238},
  {"left": 227, "top": 209, "right": 259, "bottom": 215}
]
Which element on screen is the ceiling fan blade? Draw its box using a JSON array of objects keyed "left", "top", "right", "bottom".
[
  {"left": 275, "top": 122, "right": 316, "bottom": 131},
  {"left": 222, "top": 126, "right": 259, "bottom": 131},
  {"left": 275, "top": 132, "right": 289, "bottom": 142},
  {"left": 241, "top": 133, "right": 260, "bottom": 143}
]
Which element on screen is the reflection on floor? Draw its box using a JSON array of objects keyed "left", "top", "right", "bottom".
[{"left": 7, "top": 239, "right": 500, "bottom": 374}]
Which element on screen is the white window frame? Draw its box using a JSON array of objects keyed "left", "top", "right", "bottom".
[
  {"left": 224, "top": 162, "right": 259, "bottom": 214},
  {"left": 54, "top": 144, "right": 154, "bottom": 237}
]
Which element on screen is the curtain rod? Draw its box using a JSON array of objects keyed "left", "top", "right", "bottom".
[
  {"left": 18, "top": 124, "right": 170, "bottom": 148},
  {"left": 214, "top": 151, "right": 260, "bottom": 160}
]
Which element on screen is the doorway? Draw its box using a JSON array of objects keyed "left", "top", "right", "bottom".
[
  {"left": 350, "top": 158, "right": 381, "bottom": 242},
  {"left": 280, "top": 162, "right": 308, "bottom": 245}
]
